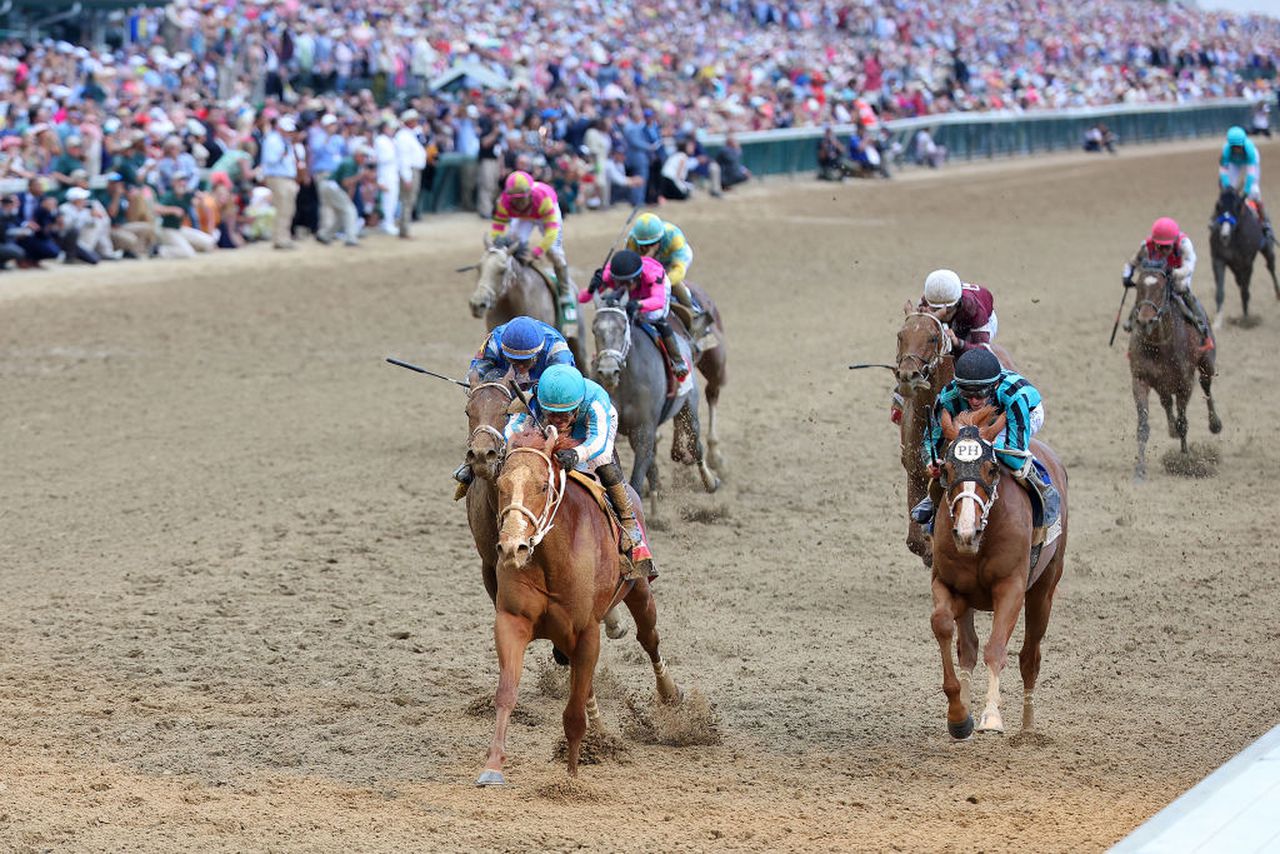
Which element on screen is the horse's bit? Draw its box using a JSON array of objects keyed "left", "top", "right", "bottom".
[
  {"left": 499, "top": 446, "right": 567, "bottom": 550},
  {"left": 467, "top": 382, "right": 513, "bottom": 459},
  {"left": 592, "top": 304, "right": 633, "bottom": 370}
]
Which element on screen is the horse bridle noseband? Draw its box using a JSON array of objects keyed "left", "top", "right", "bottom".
[
  {"left": 943, "top": 429, "right": 1001, "bottom": 532},
  {"left": 898, "top": 311, "right": 953, "bottom": 388},
  {"left": 498, "top": 445, "right": 567, "bottom": 550}
]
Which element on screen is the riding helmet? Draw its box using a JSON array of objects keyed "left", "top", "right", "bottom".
[
  {"left": 504, "top": 170, "right": 534, "bottom": 198},
  {"left": 537, "top": 364, "right": 586, "bottom": 412},
  {"left": 499, "top": 316, "right": 545, "bottom": 361},
  {"left": 1227, "top": 126, "right": 1247, "bottom": 147},
  {"left": 953, "top": 349, "right": 1002, "bottom": 392},
  {"left": 609, "top": 250, "right": 644, "bottom": 282},
  {"left": 923, "top": 269, "right": 963, "bottom": 307},
  {"left": 1150, "top": 217, "right": 1180, "bottom": 246},
  {"left": 630, "top": 213, "right": 666, "bottom": 246}
]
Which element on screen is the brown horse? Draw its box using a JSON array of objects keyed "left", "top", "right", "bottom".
[
  {"left": 894, "top": 305, "right": 1017, "bottom": 566},
  {"left": 477, "top": 428, "right": 681, "bottom": 785},
  {"left": 929, "top": 406, "right": 1068, "bottom": 740},
  {"left": 670, "top": 282, "right": 728, "bottom": 471},
  {"left": 1128, "top": 268, "right": 1221, "bottom": 481},
  {"left": 469, "top": 238, "right": 588, "bottom": 367}
]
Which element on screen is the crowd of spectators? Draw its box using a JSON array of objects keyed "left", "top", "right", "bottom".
[{"left": 0, "top": 0, "right": 1276, "bottom": 269}]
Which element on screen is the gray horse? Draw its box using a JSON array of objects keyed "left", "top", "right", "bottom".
[
  {"left": 1209, "top": 186, "right": 1279, "bottom": 329},
  {"left": 590, "top": 294, "right": 720, "bottom": 506}
]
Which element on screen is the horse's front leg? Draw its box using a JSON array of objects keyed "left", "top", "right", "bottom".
[
  {"left": 1175, "top": 388, "right": 1190, "bottom": 455},
  {"left": 1159, "top": 392, "right": 1177, "bottom": 441},
  {"left": 478, "top": 610, "right": 533, "bottom": 785},
  {"left": 1133, "top": 376, "right": 1151, "bottom": 482},
  {"left": 931, "top": 578, "right": 973, "bottom": 740},
  {"left": 683, "top": 398, "right": 720, "bottom": 493},
  {"left": 1238, "top": 264, "right": 1253, "bottom": 319},
  {"left": 626, "top": 578, "right": 681, "bottom": 703},
  {"left": 564, "top": 626, "right": 600, "bottom": 777},
  {"left": 1212, "top": 254, "right": 1227, "bottom": 329},
  {"left": 978, "top": 576, "right": 1026, "bottom": 734},
  {"left": 628, "top": 425, "right": 656, "bottom": 496}
]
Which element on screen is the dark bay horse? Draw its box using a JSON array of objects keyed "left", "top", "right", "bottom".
[
  {"left": 671, "top": 283, "right": 728, "bottom": 471},
  {"left": 929, "top": 407, "right": 1068, "bottom": 740},
  {"left": 478, "top": 429, "right": 680, "bottom": 785},
  {"left": 894, "top": 305, "right": 1017, "bottom": 566},
  {"left": 462, "top": 380, "right": 515, "bottom": 602},
  {"left": 1209, "top": 186, "right": 1279, "bottom": 328},
  {"left": 591, "top": 294, "right": 720, "bottom": 504},
  {"left": 1128, "top": 268, "right": 1221, "bottom": 481},
  {"left": 469, "top": 238, "right": 588, "bottom": 367}
]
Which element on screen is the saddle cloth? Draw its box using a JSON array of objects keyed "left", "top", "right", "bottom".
[
  {"left": 566, "top": 469, "right": 653, "bottom": 565},
  {"left": 637, "top": 322, "right": 696, "bottom": 401}
]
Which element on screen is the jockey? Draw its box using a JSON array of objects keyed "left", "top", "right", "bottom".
[
  {"left": 1219, "top": 125, "right": 1272, "bottom": 244},
  {"left": 505, "top": 363, "right": 651, "bottom": 575},
  {"left": 626, "top": 212, "right": 706, "bottom": 334},
  {"left": 911, "top": 348, "right": 1061, "bottom": 534},
  {"left": 580, "top": 249, "right": 690, "bottom": 379},
  {"left": 453, "top": 316, "right": 575, "bottom": 496},
  {"left": 919, "top": 269, "right": 998, "bottom": 355},
  {"left": 1122, "top": 217, "right": 1211, "bottom": 341},
  {"left": 490, "top": 170, "right": 578, "bottom": 326}
]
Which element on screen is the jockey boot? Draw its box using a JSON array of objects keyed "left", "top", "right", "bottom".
[
  {"left": 1256, "top": 200, "right": 1275, "bottom": 245},
  {"left": 1175, "top": 292, "right": 1211, "bottom": 342},
  {"left": 604, "top": 481, "right": 642, "bottom": 555},
  {"left": 549, "top": 251, "right": 578, "bottom": 326},
  {"left": 452, "top": 463, "right": 473, "bottom": 501},
  {"left": 1012, "top": 459, "right": 1061, "bottom": 537},
  {"left": 910, "top": 477, "right": 944, "bottom": 532},
  {"left": 672, "top": 282, "right": 708, "bottom": 338},
  {"left": 657, "top": 322, "right": 690, "bottom": 379}
]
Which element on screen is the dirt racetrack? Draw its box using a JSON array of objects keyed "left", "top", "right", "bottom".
[{"left": 3, "top": 138, "right": 1279, "bottom": 853}]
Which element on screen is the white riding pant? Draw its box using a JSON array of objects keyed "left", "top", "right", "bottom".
[
  {"left": 507, "top": 210, "right": 564, "bottom": 253},
  {"left": 1222, "top": 164, "right": 1261, "bottom": 201},
  {"left": 972, "top": 310, "right": 998, "bottom": 340}
]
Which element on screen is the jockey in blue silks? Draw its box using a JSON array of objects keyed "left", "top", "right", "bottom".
[{"left": 1219, "top": 125, "right": 1272, "bottom": 244}]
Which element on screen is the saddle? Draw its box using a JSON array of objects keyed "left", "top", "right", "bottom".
[{"left": 566, "top": 469, "right": 656, "bottom": 577}]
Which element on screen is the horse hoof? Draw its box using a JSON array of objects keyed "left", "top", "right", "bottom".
[
  {"left": 1209, "top": 415, "right": 1223, "bottom": 434},
  {"left": 702, "top": 476, "right": 721, "bottom": 494},
  {"left": 475, "top": 769, "right": 506, "bottom": 786},
  {"left": 948, "top": 715, "right": 974, "bottom": 741},
  {"left": 603, "top": 612, "right": 629, "bottom": 640},
  {"left": 976, "top": 713, "right": 1005, "bottom": 734}
]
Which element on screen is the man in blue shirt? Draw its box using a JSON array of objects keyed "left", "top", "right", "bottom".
[{"left": 261, "top": 115, "right": 298, "bottom": 249}]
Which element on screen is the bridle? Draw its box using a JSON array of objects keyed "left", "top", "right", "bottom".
[
  {"left": 1132, "top": 269, "right": 1173, "bottom": 342},
  {"left": 592, "top": 302, "right": 632, "bottom": 372},
  {"left": 942, "top": 428, "right": 1001, "bottom": 534},
  {"left": 467, "top": 381, "right": 513, "bottom": 459},
  {"left": 472, "top": 246, "right": 517, "bottom": 307},
  {"left": 498, "top": 445, "right": 567, "bottom": 550},
  {"left": 897, "top": 311, "right": 953, "bottom": 390}
]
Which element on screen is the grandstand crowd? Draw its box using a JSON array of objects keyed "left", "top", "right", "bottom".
[{"left": 0, "top": 0, "right": 1275, "bottom": 267}]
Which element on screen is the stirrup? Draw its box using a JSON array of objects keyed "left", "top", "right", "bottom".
[
  {"left": 671, "top": 359, "right": 690, "bottom": 380},
  {"left": 910, "top": 497, "right": 934, "bottom": 525}
]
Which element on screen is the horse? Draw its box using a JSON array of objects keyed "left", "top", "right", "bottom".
[
  {"left": 468, "top": 236, "right": 588, "bottom": 367},
  {"left": 1128, "top": 267, "right": 1221, "bottom": 481},
  {"left": 590, "top": 292, "right": 720, "bottom": 504},
  {"left": 894, "top": 305, "right": 1017, "bottom": 567},
  {"left": 928, "top": 406, "right": 1068, "bottom": 740},
  {"left": 1209, "top": 185, "right": 1279, "bottom": 328},
  {"left": 462, "top": 380, "right": 515, "bottom": 602},
  {"left": 477, "top": 428, "right": 681, "bottom": 786},
  {"left": 669, "top": 282, "right": 728, "bottom": 471}
]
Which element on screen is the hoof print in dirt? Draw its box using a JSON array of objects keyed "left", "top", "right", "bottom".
[{"left": 621, "top": 688, "right": 722, "bottom": 746}]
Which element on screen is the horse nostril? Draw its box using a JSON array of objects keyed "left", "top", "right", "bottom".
[
  {"left": 484, "top": 449, "right": 497, "bottom": 463},
  {"left": 516, "top": 543, "right": 530, "bottom": 558}
]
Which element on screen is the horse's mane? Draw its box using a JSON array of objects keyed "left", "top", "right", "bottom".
[{"left": 509, "top": 427, "right": 551, "bottom": 451}]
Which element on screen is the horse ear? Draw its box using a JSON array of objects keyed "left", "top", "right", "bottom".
[
  {"left": 903, "top": 299, "right": 914, "bottom": 317},
  {"left": 483, "top": 232, "right": 493, "bottom": 249},
  {"left": 940, "top": 407, "right": 958, "bottom": 442},
  {"left": 980, "top": 412, "right": 1007, "bottom": 442}
]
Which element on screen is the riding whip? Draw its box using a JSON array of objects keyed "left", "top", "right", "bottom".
[
  {"left": 385, "top": 357, "right": 469, "bottom": 388},
  {"left": 508, "top": 379, "right": 546, "bottom": 431},
  {"left": 1108, "top": 288, "right": 1131, "bottom": 347},
  {"left": 599, "top": 206, "right": 642, "bottom": 277},
  {"left": 848, "top": 363, "right": 897, "bottom": 372}
]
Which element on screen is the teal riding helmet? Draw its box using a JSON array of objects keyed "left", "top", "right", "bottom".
[
  {"left": 537, "top": 364, "right": 586, "bottom": 412},
  {"left": 629, "top": 212, "right": 666, "bottom": 246},
  {"left": 1227, "top": 126, "right": 1248, "bottom": 147}
]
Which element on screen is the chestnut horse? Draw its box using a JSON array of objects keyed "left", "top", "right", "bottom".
[
  {"left": 929, "top": 406, "right": 1068, "bottom": 740},
  {"left": 894, "top": 305, "right": 1017, "bottom": 566},
  {"left": 477, "top": 428, "right": 681, "bottom": 785},
  {"left": 1128, "top": 268, "right": 1221, "bottom": 481},
  {"left": 468, "top": 237, "right": 588, "bottom": 367}
]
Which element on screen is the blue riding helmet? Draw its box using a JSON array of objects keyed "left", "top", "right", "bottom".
[
  {"left": 1227, "top": 126, "right": 1247, "bottom": 147},
  {"left": 500, "top": 316, "right": 545, "bottom": 361},
  {"left": 537, "top": 364, "right": 586, "bottom": 412}
]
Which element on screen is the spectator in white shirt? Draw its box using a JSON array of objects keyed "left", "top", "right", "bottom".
[
  {"left": 394, "top": 109, "right": 428, "bottom": 238},
  {"left": 374, "top": 119, "right": 400, "bottom": 236}
]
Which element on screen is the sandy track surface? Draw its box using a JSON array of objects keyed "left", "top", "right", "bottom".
[{"left": 2, "top": 138, "right": 1278, "bottom": 852}]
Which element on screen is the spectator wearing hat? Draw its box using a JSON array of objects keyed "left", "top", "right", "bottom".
[
  {"left": 395, "top": 109, "right": 427, "bottom": 238},
  {"left": 60, "top": 186, "right": 115, "bottom": 262},
  {"left": 374, "top": 119, "right": 400, "bottom": 236},
  {"left": 50, "top": 135, "right": 86, "bottom": 200},
  {"left": 326, "top": 142, "right": 365, "bottom": 246},
  {"left": 98, "top": 172, "right": 154, "bottom": 258},
  {"left": 16, "top": 179, "right": 62, "bottom": 266},
  {"left": 155, "top": 173, "right": 215, "bottom": 258},
  {"left": 261, "top": 115, "right": 300, "bottom": 249},
  {"left": 310, "top": 114, "right": 347, "bottom": 245},
  {"left": 476, "top": 102, "right": 503, "bottom": 218},
  {"left": 154, "top": 135, "right": 200, "bottom": 194}
]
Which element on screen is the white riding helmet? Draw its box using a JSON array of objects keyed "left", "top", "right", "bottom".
[{"left": 923, "top": 269, "right": 963, "bottom": 308}]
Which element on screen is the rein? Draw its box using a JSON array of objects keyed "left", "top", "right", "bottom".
[
  {"left": 1132, "top": 272, "right": 1175, "bottom": 345},
  {"left": 499, "top": 446, "right": 567, "bottom": 549},
  {"left": 468, "top": 382, "right": 514, "bottom": 455},
  {"left": 897, "top": 311, "right": 953, "bottom": 388},
  {"left": 592, "top": 304, "right": 633, "bottom": 370}
]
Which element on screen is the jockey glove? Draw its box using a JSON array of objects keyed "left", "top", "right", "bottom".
[
  {"left": 555, "top": 449, "right": 579, "bottom": 470},
  {"left": 1122, "top": 275, "right": 1134, "bottom": 289},
  {"left": 626, "top": 299, "right": 641, "bottom": 315},
  {"left": 589, "top": 268, "right": 605, "bottom": 292}
]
